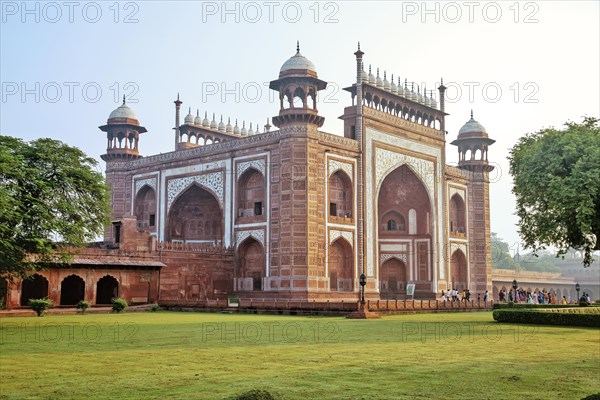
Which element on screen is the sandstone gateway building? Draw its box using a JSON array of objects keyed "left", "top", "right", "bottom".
[{"left": 3, "top": 44, "right": 498, "bottom": 309}]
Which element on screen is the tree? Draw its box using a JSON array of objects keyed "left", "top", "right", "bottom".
[
  {"left": 490, "top": 232, "right": 522, "bottom": 270},
  {"left": 508, "top": 117, "right": 600, "bottom": 267},
  {"left": 0, "top": 136, "right": 111, "bottom": 277}
]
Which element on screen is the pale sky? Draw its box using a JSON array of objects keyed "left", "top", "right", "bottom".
[{"left": 1, "top": 1, "right": 599, "bottom": 251}]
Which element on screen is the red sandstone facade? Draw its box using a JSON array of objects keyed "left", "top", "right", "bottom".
[{"left": 2, "top": 44, "right": 502, "bottom": 309}]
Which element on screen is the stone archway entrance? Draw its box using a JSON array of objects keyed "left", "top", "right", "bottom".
[
  {"left": 20, "top": 274, "right": 49, "bottom": 306},
  {"left": 96, "top": 276, "right": 119, "bottom": 304},
  {"left": 60, "top": 275, "right": 85, "bottom": 305},
  {"left": 238, "top": 238, "right": 264, "bottom": 291},
  {"left": 380, "top": 258, "right": 407, "bottom": 298}
]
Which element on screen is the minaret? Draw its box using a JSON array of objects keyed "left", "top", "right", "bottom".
[
  {"left": 99, "top": 95, "right": 147, "bottom": 162},
  {"left": 174, "top": 93, "right": 182, "bottom": 149},
  {"left": 451, "top": 110, "right": 495, "bottom": 172},
  {"left": 354, "top": 42, "right": 366, "bottom": 292},
  {"left": 269, "top": 42, "right": 328, "bottom": 128}
]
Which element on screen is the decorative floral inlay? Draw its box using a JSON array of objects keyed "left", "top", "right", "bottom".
[
  {"left": 375, "top": 147, "right": 435, "bottom": 196},
  {"left": 329, "top": 229, "right": 354, "bottom": 247},
  {"left": 237, "top": 159, "right": 266, "bottom": 179},
  {"left": 328, "top": 159, "right": 353, "bottom": 181},
  {"left": 380, "top": 253, "right": 407, "bottom": 264},
  {"left": 135, "top": 177, "right": 157, "bottom": 195},
  {"left": 167, "top": 171, "right": 224, "bottom": 210},
  {"left": 236, "top": 229, "right": 265, "bottom": 248}
]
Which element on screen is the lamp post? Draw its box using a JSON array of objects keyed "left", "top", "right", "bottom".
[
  {"left": 359, "top": 273, "right": 366, "bottom": 305},
  {"left": 512, "top": 279, "right": 518, "bottom": 303},
  {"left": 576, "top": 282, "right": 581, "bottom": 301}
]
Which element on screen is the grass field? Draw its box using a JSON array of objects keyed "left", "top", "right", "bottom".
[{"left": 0, "top": 311, "right": 598, "bottom": 399}]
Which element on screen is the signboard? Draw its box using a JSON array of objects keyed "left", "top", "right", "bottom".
[{"left": 406, "top": 283, "right": 416, "bottom": 299}]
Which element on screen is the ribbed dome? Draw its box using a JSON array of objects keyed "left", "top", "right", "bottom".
[
  {"left": 280, "top": 44, "right": 316, "bottom": 75},
  {"left": 459, "top": 113, "right": 487, "bottom": 134},
  {"left": 108, "top": 100, "right": 138, "bottom": 122},
  {"left": 184, "top": 108, "right": 194, "bottom": 125}
]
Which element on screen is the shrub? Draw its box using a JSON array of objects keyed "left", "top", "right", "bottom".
[
  {"left": 0, "top": 298, "right": 5, "bottom": 310},
  {"left": 28, "top": 298, "right": 52, "bottom": 316},
  {"left": 229, "top": 389, "right": 281, "bottom": 400},
  {"left": 76, "top": 300, "right": 91, "bottom": 313},
  {"left": 493, "top": 309, "right": 600, "bottom": 327},
  {"left": 493, "top": 303, "right": 578, "bottom": 310},
  {"left": 151, "top": 305, "right": 160, "bottom": 312},
  {"left": 111, "top": 297, "right": 128, "bottom": 313}
]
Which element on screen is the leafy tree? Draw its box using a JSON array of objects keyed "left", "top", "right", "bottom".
[
  {"left": 490, "top": 232, "right": 522, "bottom": 270},
  {"left": 509, "top": 117, "right": 600, "bottom": 267},
  {"left": 0, "top": 136, "right": 110, "bottom": 277}
]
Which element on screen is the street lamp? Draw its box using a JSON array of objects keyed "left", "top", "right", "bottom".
[
  {"left": 512, "top": 279, "right": 518, "bottom": 302},
  {"left": 359, "top": 273, "right": 366, "bottom": 305},
  {"left": 576, "top": 282, "right": 581, "bottom": 301}
]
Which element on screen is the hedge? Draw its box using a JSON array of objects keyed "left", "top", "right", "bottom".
[
  {"left": 493, "top": 303, "right": 590, "bottom": 310},
  {"left": 493, "top": 309, "right": 600, "bottom": 327}
]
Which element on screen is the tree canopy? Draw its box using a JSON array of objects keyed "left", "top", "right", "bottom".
[
  {"left": 0, "top": 136, "right": 110, "bottom": 277},
  {"left": 508, "top": 117, "right": 600, "bottom": 267}
]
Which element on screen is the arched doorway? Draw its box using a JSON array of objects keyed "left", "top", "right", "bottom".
[
  {"left": 60, "top": 275, "right": 85, "bottom": 305},
  {"left": 380, "top": 258, "right": 407, "bottom": 297},
  {"left": 238, "top": 238, "right": 264, "bottom": 291},
  {"left": 20, "top": 274, "right": 49, "bottom": 306},
  {"left": 96, "top": 276, "right": 119, "bottom": 304},
  {"left": 328, "top": 238, "right": 353, "bottom": 291},
  {"left": 135, "top": 185, "right": 157, "bottom": 231},
  {"left": 167, "top": 185, "right": 222, "bottom": 242},
  {"left": 450, "top": 250, "right": 468, "bottom": 291}
]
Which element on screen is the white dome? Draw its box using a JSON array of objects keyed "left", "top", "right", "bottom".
[
  {"left": 280, "top": 44, "right": 316, "bottom": 74},
  {"left": 459, "top": 113, "right": 487, "bottom": 134},
  {"left": 184, "top": 108, "right": 194, "bottom": 125},
  {"left": 194, "top": 110, "right": 202, "bottom": 125},
  {"left": 108, "top": 101, "right": 138, "bottom": 121}
]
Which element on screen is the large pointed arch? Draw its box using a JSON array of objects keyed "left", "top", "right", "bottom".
[
  {"left": 380, "top": 258, "right": 407, "bottom": 297},
  {"left": 328, "top": 238, "right": 354, "bottom": 291},
  {"left": 167, "top": 184, "right": 223, "bottom": 242},
  {"left": 237, "top": 167, "right": 266, "bottom": 221},
  {"left": 60, "top": 275, "right": 85, "bottom": 305},
  {"left": 96, "top": 275, "right": 119, "bottom": 305},
  {"left": 328, "top": 170, "right": 353, "bottom": 218},
  {"left": 135, "top": 185, "right": 157, "bottom": 231}
]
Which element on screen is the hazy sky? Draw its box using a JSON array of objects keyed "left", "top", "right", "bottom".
[{"left": 1, "top": 1, "right": 599, "bottom": 251}]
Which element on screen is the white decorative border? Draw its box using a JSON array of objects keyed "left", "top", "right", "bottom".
[
  {"left": 329, "top": 229, "right": 354, "bottom": 248},
  {"left": 167, "top": 171, "right": 224, "bottom": 211},
  {"left": 235, "top": 229, "right": 265, "bottom": 249},
  {"left": 328, "top": 159, "right": 353, "bottom": 182},
  {"left": 237, "top": 159, "right": 266, "bottom": 179},
  {"left": 448, "top": 186, "right": 466, "bottom": 202}
]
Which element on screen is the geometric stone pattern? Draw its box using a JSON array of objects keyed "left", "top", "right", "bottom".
[
  {"left": 328, "top": 159, "right": 353, "bottom": 182},
  {"left": 375, "top": 147, "right": 434, "bottom": 197},
  {"left": 329, "top": 229, "right": 354, "bottom": 247},
  {"left": 237, "top": 159, "right": 266, "bottom": 179},
  {"left": 135, "top": 177, "right": 157, "bottom": 195},
  {"left": 167, "top": 171, "right": 224, "bottom": 211},
  {"left": 380, "top": 253, "right": 407, "bottom": 264},
  {"left": 235, "top": 229, "right": 265, "bottom": 249}
]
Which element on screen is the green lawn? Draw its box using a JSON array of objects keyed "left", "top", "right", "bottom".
[{"left": 0, "top": 311, "right": 598, "bottom": 399}]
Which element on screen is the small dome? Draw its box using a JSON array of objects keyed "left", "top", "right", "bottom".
[
  {"left": 210, "top": 113, "right": 217, "bottom": 129},
  {"left": 202, "top": 111, "right": 210, "bottom": 127},
  {"left": 361, "top": 66, "right": 367, "bottom": 83},
  {"left": 218, "top": 115, "right": 225, "bottom": 132},
  {"left": 383, "top": 71, "right": 390, "bottom": 91},
  {"left": 280, "top": 42, "right": 316, "bottom": 75},
  {"left": 226, "top": 117, "right": 233, "bottom": 133},
  {"left": 459, "top": 112, "right": 487, "bottom": 134},
  {"left": 184, "top": 108, "right": 194, "bottom": 125},
  {"left": 194, "top": 109, "right": 202, "bottom": 125},
  {"left": 368, "top": 65, "right": 375, "bottom": 84},
  {"left": 375, "top": 68, "right": 383, "bottom": 88},
  {"left": 241, "top": 121, "right": 247, "bottom": 136},
  {"left": 248, "top": 122, "right": 254, "bottom": 136},
  {"left": 390, "top": 75, "right": 398, "bottom": 94},
  {"left": 108, "top": 97, "right": 138, "bottom": 122},
  {"left": 234, "top": 119, "right": 240, "bottom": 135}
]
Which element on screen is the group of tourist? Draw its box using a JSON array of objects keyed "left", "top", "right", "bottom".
[
  {"left": 496, "top": 288, "right": 592, "bottom": 304},
  {"left": 440, "top": 289, "right": 489, "bottom": 302}
]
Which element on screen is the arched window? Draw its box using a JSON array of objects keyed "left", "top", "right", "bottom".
[
  {"left": 328, "top": 170, "right": 353, "bottom": 219},
  {"left": 20, "top": 274, "right": 48, "bottom": 306},
  {"left": 135, "top": 185, "right": 156, "bottom": 231},
  {"left": 237, "top": 168, "right": 265, "bottom": 222},
  {"left": 449, "top": 194, "right": 466, "bottom": 235},
  {"left": 387, "top": 219, "right": 397, "bottom": 231}
]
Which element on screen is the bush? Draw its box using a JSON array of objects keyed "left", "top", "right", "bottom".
[
  {"left": 28, "top": 298, "right": 52, "bottom": 316},
  {"left": 229, "top": 389, "right": 281, "bottom": 400},
  {"left": 151, "top": 305, "right": 160, "bottom": 312},
  {"left": 76, "top": 300, "right": 91, "bottom": 313},
  {"left": 493, "top": 303, "right": 579, "bottom": 310},
  {"left": 111, "top": 297, "right": 128, "bottom": 313},
  {"left": 493, "top": 309, "right": 600, "bottom": 327}
]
